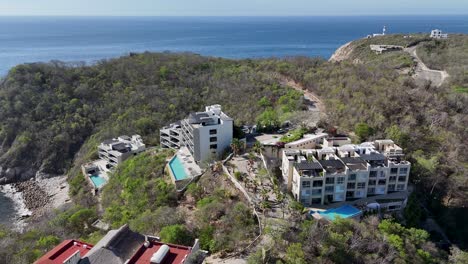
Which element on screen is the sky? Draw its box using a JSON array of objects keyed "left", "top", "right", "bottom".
[{"left": 0, "top": 0, "right": 467, "bottom": 16}]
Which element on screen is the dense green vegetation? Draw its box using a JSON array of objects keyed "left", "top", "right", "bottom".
[
  {"left": 249, "top": 217, "right": 448, "bottom": 264},
  {"left": 338, "top": 34, "right": 429, "bottom": 69},
  {"left": 417, "top": 34, "right": 468, "bottom": 87},
  {"left": 102, "top": 149, "right": 258, "bottom": 251},
  {"left": 0, "top": 53, "right": 303, "bottom": 175},
  {"left": 0, "top": 33, "right": 467, "bottom": 263},
  {"left": 275, "top": 55, "right": 468, "bottom": 249}
]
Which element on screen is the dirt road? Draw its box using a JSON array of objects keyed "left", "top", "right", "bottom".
[
  {"left": 279, "top": 77, "right": 326, "bottom": 127},
  {"left": 405, "top": 46, "right": 449, "bottom": 87}
]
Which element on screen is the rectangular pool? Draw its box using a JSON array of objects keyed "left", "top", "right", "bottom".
[
  {"left": 90, "top": 175, "right": 107, "bottom": 188},
  {"left": 169, "top": 156, "right": 188, "bottom": 181},
  {"left": 316, "top": 205, "right": 361, "bottom": 221}
]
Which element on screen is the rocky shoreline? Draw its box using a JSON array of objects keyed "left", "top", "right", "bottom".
[
  {"left": 0, "top": 175, "right": 71, "bottom": 231},
  {"left": 13, "top": 181, "right": 49, "bottom": 212}
]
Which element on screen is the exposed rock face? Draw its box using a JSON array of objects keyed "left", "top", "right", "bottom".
[
  {"left": 329, "top": 41, "right": 354, "bottom": 62},
  {"left": 0, "top": 166, "right": 37, "bottom": 184}
]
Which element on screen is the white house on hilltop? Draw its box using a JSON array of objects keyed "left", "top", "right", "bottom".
[{"left": 430, "top": 29, "right": 448, "bottom": 39}]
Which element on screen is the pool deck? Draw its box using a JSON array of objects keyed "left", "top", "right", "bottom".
[
  {"left": 82, "top": 159, "right": 111, "bottom": 193},
  {"left": 167, "top": 147, "right": 202, "bottom": 191},
  {"left": 169, "top": 147, "right": 202, "bottom": 182}
]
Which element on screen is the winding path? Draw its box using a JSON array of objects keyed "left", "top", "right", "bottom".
[{"left": 405, "top": 46, "right": 449, "bottom": 87}]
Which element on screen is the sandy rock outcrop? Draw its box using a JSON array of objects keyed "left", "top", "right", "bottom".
[{"left": 329, "top": 41, "right": 354, "bottom": 62}]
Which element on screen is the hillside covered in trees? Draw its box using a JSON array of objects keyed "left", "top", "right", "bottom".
[{"left": 0, "top": 34, "right": 467, "bottom": 263}]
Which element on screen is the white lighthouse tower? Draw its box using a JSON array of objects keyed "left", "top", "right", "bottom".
[{"left": 382, "top": 26, "right": 386, "bottom": 35}]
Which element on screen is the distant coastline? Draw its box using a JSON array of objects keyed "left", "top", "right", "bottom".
[{"left": 1, "top": 15, "right": 468, "bottom": 74}]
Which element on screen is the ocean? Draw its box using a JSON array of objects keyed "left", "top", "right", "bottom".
[
  {"left": 0, "top": 15, "right": 467, "bottom": 227},
  {"left": 0, "top": 16, "right": 468, "bottom": 75}
]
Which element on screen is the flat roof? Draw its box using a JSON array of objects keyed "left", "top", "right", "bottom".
[
  {"left": 34, "top": 240, "right": 93, "bottom": 264},
  {"left": 340, "top": 157, "right": 368, "bottom": 171},
  {"left": 319, "top": 159, "right": 345, "bottom": 171},
  {"left": 294, "top": 161, "right": 323, "bottom": 170},
  {"left": 359, "top": 153, "right": 385, "bottom": 161},
  {"left": 127, "top": 241, "right": 192, "bottom": 264},
  {"left": 188, "top": 112, "right": 210, "bottom": 123}
]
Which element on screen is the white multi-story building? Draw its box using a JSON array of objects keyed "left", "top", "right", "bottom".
[
  {"left": 98, "top": 135, "right": 145, "bottom": 168},
  {"left": 282, "top": 139, "right": 410, "bottom": 206},
  {"left": 160, "top": 105, "right": 233, "bottom": 162},
  {"left": 430, "top": 29, "right": 448, "bottom": 39},
  {"left": 160, "top": 121, "right": 182, "bottom": 150}
]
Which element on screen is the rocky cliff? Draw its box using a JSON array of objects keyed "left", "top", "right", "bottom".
[
  {"left": 329, "top": 41, "right": 354, "bottom": 62},
  {"left": 0, "top": 166, "right": 37, "bottom": 184}
]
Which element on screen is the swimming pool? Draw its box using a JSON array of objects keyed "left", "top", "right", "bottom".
[
  {"left": 169, "top": 156, "right": 188, "bottom": 181},
  {"left": 90, "top": 175, "right": 107, "bottom": 188},
  {"left": 316, "top": 205, "right": 361, "bottom": 221}
]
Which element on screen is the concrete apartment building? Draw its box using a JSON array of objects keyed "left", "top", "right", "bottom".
[
  {"left": 282, "top": 139, "right": 410, "bottom": 207},
  {"left": 160, "top": 105, "right": 233, "bottom": 162},
  {"left": 98, "top": 135, "right": 146, "bottom": 168},
  {"left": 430, "top": 29, "right": 448, "bottom": 39}
]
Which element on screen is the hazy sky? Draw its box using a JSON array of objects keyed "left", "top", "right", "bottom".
[{"left": 0, "top": 0, "right": 467, "bottom": 16}]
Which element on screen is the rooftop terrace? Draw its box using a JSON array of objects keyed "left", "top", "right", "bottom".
[
  {"left": 34, "top": 240, "right": 93, "bottom": 264},
  {"left": 127, "top": 240, "right": 192, "bottom": 264}
]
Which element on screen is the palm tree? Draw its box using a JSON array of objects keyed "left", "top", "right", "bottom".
[
  {"left": 253, "top": 141, "right": 264, "bottom": 155},
  {"left": 230, "top": 138, "right": 242, "bottom": 156}
]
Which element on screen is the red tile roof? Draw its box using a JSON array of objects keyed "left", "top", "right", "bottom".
[
  {"left": 35, "top": 240, "right": 94, "bottom": 264},
  {"left": 127, "top": 241, "right": 192, "bottom": 264}
]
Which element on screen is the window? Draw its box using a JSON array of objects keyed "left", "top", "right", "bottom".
[
  {"left": 368, "top": 180, "right": 376, "bottom": 186},
  {"left": 357, "top": 182, "right": 366, "bottom": 189},
  {"left": 388, "top": 184, "right": 396, "bottom": 192},
  {"left": 399, "top": 168, "right": 408, "bottom": 175},
  {"left": 355, "top": 190, "right": 365, "bottom": 197},
  {"left": 389, "top": 176, "right": 397, "bottom": 182},
  {"left": 378, "top": 179, "right": 386, "bottom": 185},
  {"left": 348, "top": 174, "right": 356, "bottom": 181},
  {"left": 398, "top": 176, "right": 407, "bottom": 182},
  {"left": 209, "top": 129, "right": 217, "bottom": 135},
  {"left": 325, "top": 186, "right": 334, "bottom": 193},
  {"left": 390, "top": 168, "right": 398, "bottom": 174},
  {"left": 334, "top": 193, "right": 345, "bottom": 201},
  {"left": 311, "top": 198, "right": 322, "bottom": 204},
  {"left": 368, "top": 187, "right": 375, "bottom": 194},
  {"left": 312, "top": 189, "right": 322, "bottom": 195},
  {"left": 313, "top": 180, "right": 323, "bottom": 187},
  {"left": 335, "top": 185, "right": 345, "bottom": 192},
  {"left": 337, "top": 177, "right": 345, "bottom": 184},
  {"left": 302, "top": 181, "right": 311, "bottom": 188},
  {"left": 347, "top": 182, "right": 355, "bottom": 189},
  {"left": 397, "top": 184, "right": 405, "bottom": 191},
  {"left": 369, "top": 171, "right": 377, "bottom": 177},
  {"left": 325, "top": 177, "right": 335, "bottom": 184},
  {"left": 346, "top": 191, "right": 354, "bottom": 198},
  {"left": 210, "top": 137, "right": 217, "bottom": 142},
  {"left": 210, "top": 144, "right": 217, "bottom": 149}
]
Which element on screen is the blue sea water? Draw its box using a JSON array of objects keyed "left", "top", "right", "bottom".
[{"left": 0, "top": 16, "right": 468, "bottom": 75}]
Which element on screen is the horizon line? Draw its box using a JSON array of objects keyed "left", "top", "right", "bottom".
[{"left": 0, "top": 14, "right": 467, "bottom": 18}]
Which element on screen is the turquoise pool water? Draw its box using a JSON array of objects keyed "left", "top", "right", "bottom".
[
  {"left": 169, "top": 156, "right": 188, "bottom": 181},
  {"left": 90, "top": 175, "right": 107, "bottom": 188},
  {"left": 316, "top": 205, "right": 361, "bottom": 221}
]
